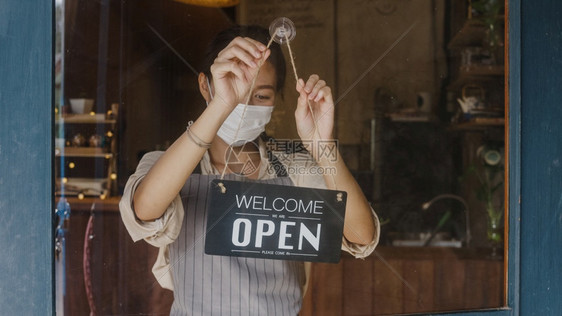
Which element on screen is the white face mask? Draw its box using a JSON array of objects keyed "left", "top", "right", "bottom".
[
  {"left": 217, "top": 103, "right": 274, "bottom": 147},
  {"left": 206, "top": 77, "right": 274, "bottom": 147}
]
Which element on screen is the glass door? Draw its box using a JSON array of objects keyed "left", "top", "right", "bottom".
[{"left": 53, "top": 0, "right": 509, "bottom": 314}]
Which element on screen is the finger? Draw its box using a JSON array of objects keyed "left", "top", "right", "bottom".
[
  {"left": 314, "top": 86, "right": 332, "bottom": 103},
  {"left": 226, "top": 37, "right": 264, "bottom": 59},
  {"left": 211, "top": 60, "right": 246, "bottom": 82},
  {"left": 259, "top": 49, "right": 272, "bottom": 65},
  {"left": 304, "top": 74, "right": 320, "bottom": 93},
  {"left": 295, "top": 79, "right": 308, "bottom": 104},
  {"left": 296, "top": 78, "right": 306, "bottom": 94},
  {"left": 308, "top": 80, "right": 326, "bottom": 100},
  {"left": 295, "top": 80, "right": 309, "bottom": 117},
  {"left": 241, "top": 62, "right": 257, "bottom": 83},
  {"left": 217, "top": 45, "right": 258, "bottom": 68},
  {"left": 243, "top": 37, "right": 267, "bottom": 52}
]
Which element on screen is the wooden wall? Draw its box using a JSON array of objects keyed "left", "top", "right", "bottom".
[
  {"left": 238, "top": 0, "right": 446, "bottom": 174},
  {"left": 64, "top": 0, "right": 447, "bottom": 184},
  {"left": 301, "top": 248, "right": 503, "bottom": 315},
  {"left": 335, "top": 0, "right": 446, "bottom": 145},
  {"left": 61, "top": 199, "right": 173, "bottom": 315},
  {"left": 63, "top": 0, "right": 233, "bottom": 188},
  {"left": 61, "top": 201, "right": 503, "bottom": 315}
]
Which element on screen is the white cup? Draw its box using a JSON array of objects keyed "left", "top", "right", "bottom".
[{"left": 69, "top": 98, "right": 94, "bottom": 114}]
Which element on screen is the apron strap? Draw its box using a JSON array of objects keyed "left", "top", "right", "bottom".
[
  {"left": 193, "top": 135, "right": 290, "bottom": 178},
  {"left": 261, "top": 133, "right": 289, "bottom": 178},
  {"left": 268, "top": 152, "right": 288, "bottom": 177}
]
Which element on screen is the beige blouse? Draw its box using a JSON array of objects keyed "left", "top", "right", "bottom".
[{"left": 119, "top": 139, "right": 380, "bottom": 290}]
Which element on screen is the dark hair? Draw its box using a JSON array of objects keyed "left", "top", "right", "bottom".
[{"left": 201, "top": 25, "right": 286, "bottom": 92}]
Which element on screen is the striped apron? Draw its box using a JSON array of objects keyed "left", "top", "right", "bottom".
[{"left": 169, "top": 174, "right": 305, "bottom": 316}]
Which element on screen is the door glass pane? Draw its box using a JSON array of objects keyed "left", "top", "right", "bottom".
[{"left": 54, "top": 0, "right": 507, "bottom": 314}]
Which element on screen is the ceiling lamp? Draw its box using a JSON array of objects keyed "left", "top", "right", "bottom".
[{"left": 174, "top": 0, "right": 240, "bottom": 7}]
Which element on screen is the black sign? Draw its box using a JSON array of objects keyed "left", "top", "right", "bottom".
[{"left": 204, "top": 179, "right": 347, "bottom": 263}]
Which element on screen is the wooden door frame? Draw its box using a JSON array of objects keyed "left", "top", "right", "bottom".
[{"left": 0, "top": 0, "right": 54, "bottom": 314}]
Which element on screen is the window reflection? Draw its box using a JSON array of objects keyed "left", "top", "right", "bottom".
[{"left": 54, "top": 0, "right": 506, "bottom": 314}]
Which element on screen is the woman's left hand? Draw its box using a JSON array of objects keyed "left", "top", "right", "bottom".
[{"left": 295, "top": 75, "right": 335, "bottom": 157}]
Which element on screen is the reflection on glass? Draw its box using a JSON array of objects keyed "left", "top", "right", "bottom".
[{"left": 54, "top": 0, "right": 506, "bottom": 314}]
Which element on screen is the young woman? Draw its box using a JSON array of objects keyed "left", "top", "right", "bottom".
[{"left": 120, "top": 25, "right": 380, "bottom": 315}]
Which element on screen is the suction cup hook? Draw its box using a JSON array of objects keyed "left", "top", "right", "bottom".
[{"left": 269, "top": 17, "right": 296, "bottom": 44}]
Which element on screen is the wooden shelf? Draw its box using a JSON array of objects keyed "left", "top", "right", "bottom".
[
  {"left": 386, "top": 112, "right": 434, "bottom": 122},
  {"left": 56, "top": 113, "right": 116, "bottom": 124},
  {"left": 459, "top": 64, "right": 504, "bottom": 76},
  {"left": 55, "top": 147, "right": 112, "bottom": 158},
  {"left": 55, "top": 112, "right": 119, "bottom": 197},
  {"left": 57, "top": 196, "right": 121, "bottom": 212},
  {"left": 450, "top": 117, "right": 505, "bottom": 131},
  {"left": 448, "top": 64, "right": 504, "bottom": 90}
]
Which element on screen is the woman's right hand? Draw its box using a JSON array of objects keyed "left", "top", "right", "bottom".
[
  {"left": 133, "top": 36, "right": 271, "bottom": 222},
  {"left": 209, "top": 37, "right": 270, "bottom": 111}
]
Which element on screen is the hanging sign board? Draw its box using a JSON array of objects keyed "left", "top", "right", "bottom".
[{"left": 204, "top": 179, "right": 347, "bottom": 263}]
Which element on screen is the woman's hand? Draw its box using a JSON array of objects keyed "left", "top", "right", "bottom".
[
  {"left": 295, "top": 75, "right": 335, "bottom": 158},
  {"left": 210, "top": 37, "right": 270, "bottom": 111},
  {"left": 295, "top": 75, "right": 376, "bottom": 245}
]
